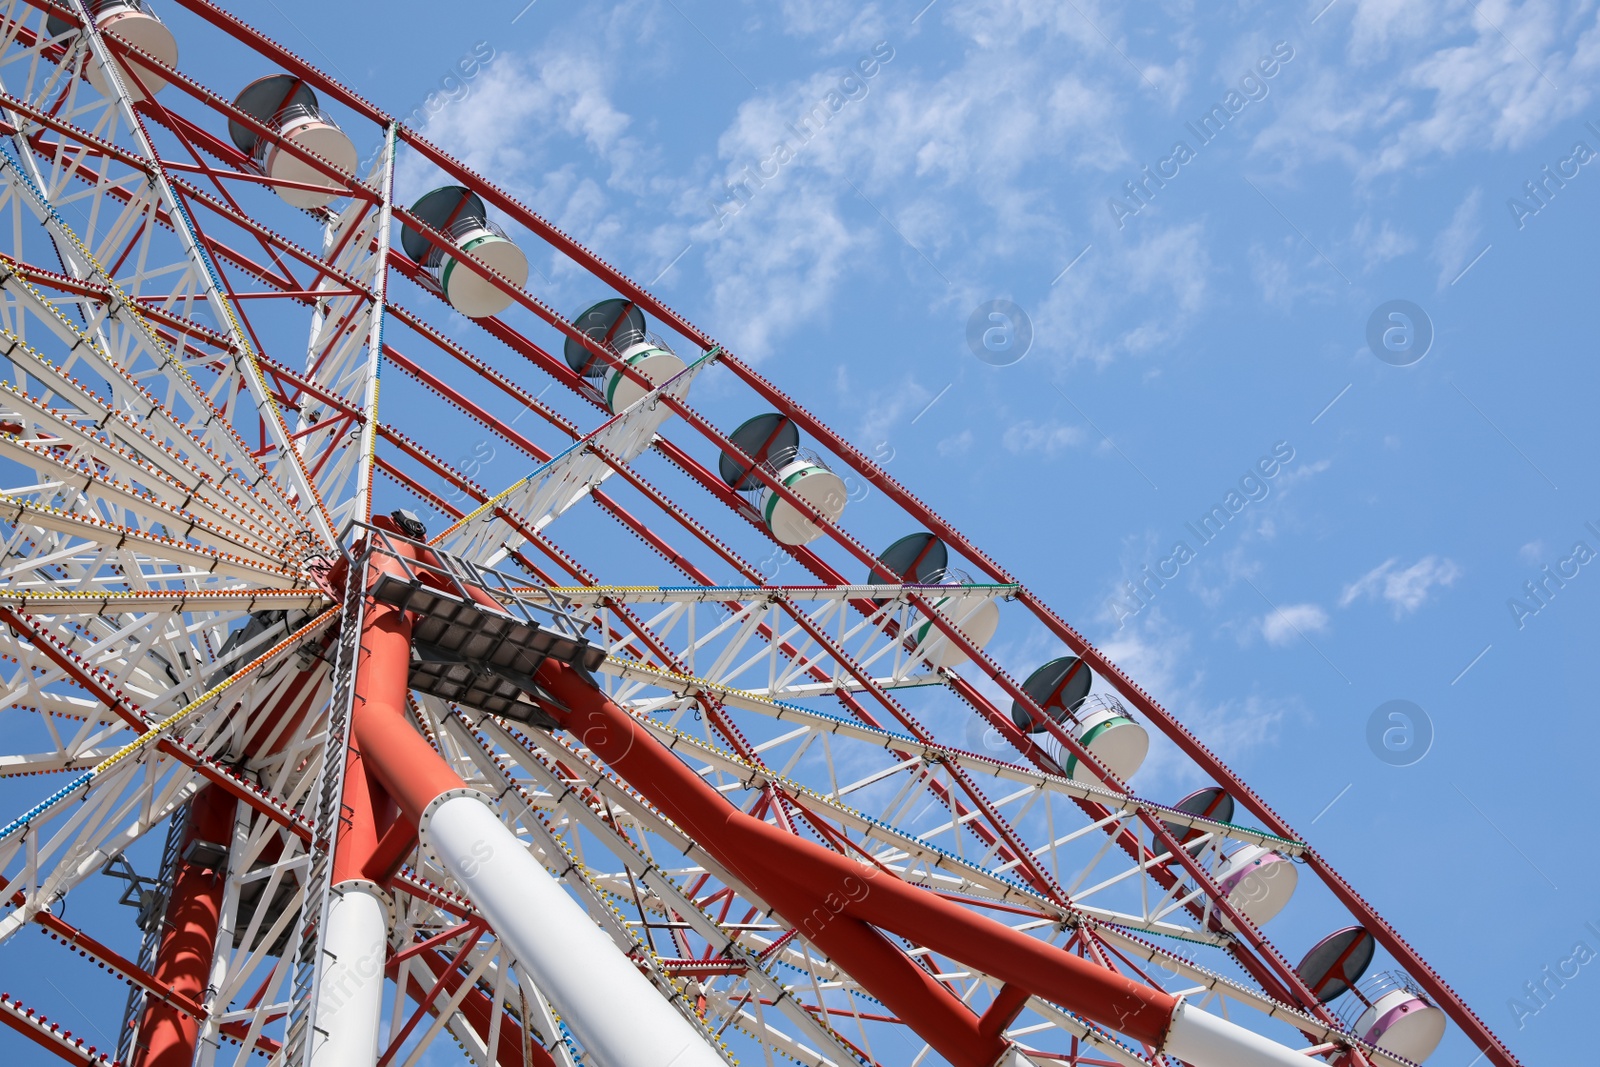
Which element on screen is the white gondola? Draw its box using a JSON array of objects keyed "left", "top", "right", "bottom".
[
  {"left": 1013, "top": 658, "right": 1150, "bottom": 784},
  {"left": 868, "top": 534, "right": 1000, "bottom": 669},
  {"left": 759, "top": 451, "right": 847, "bottom": 546},
  {"left": 1214, "top": 844, "right": 1298, "bottom": 928},
  {"left": 720, "top": 414, "right": 848, "bottom": 547},
  {"left": 908, "top": 573, "right": 1001, "bottom": 668},
  {"left": 230, "top": 75, "right": 356, "bottom": 209},
  {"left": 604, "top": 342, "right": 686, "bottom": 413},
  {"left": 1060, "top": 693, "right": 1149, "bottom": 783},
  {"left": 565, "top": 300, "right": 687, "bottom": 414},
  {"left": 403, "top": 187, "right": 528, "bottom": 318},
  {"left": 1339, "top": 973, "right": 1448, "bottom": 1063},
  {"left": 51, "top": 0, "right": 178, "bottom": 100}
]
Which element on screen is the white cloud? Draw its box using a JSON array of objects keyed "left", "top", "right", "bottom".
[
  {"left": 1002, "top": 419, "right": 1084, "bottom": 456},
  {"left": 1097, "top": 612, "right": 1190, "bottom": 699},
  {"left": 1274, "top": 458, "right": 1333, "bottom": 492},
  {"left": 1432, "top": 187, "right": 1484, "bottom": 289},
  {"left": 1255, "top": 3, "right": 1600, "bottom": 192},
  {"left": 831, "top": 373, "right": 931, "bottom": 448},
  {"left": 1351, "top": 214, "right": 1416, "bottom": 271},
  {"left": 1037, "top": 221, "right": 1216, "bottom": 367},
  {"left": 1178, "top": 694, "right": 1292, "bottom": 767},
  {"left": 403, "top": 4, "right": 1304, "bottom": 365},
  {"left": 402, "top": 49, "right": 642, "bottom": 200},
  {"left": 773, "top": 0, "right": 888, "bottom": 46},
  {"left": 937, "top": 429, "right": 973, "bottom": 456},
  {"left": 698, "top": 185, "right": 873, "bottom": 358},
  {"left": 1097, "top": 612, "right": 1297, "bottom": 786},
  {"left": 1339, "top": 555, "right": 1463, "bottom": 615},
  {"left": 401, "top": 1, "right": 1600, "bottom": 373},
  {"left": 1249, "top": 238, "right": 1338, "bottom": 309},
  {"left": 1259, "top": 603, "right": 1329, "bottom": 647}
]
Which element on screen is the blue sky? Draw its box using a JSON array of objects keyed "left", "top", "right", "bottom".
[
  {"left": 298, "top": 4, "right": 1592, "bottom": 1058},
  {"left": 4, "top": 1, "right": 1597, "bottom": 1064},
  {"left": 343, "top": 1, "right": 1589, "bottom": 1060}
]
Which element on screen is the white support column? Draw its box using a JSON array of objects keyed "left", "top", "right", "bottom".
[
  {"left": 308, "top": 882, "right": 390, "bottom": 1067},
  {"left": 1162, "top": 998, "right": 1318, "bottom": 1067},
  {"left": 194, "top": 799, "right": 250, "bottom": 1067},
  {"left": 424, "top": 794, "right": 725, "bottom": 1067}
]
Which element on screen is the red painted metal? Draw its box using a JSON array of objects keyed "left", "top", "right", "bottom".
[
  {"left": 346, "top": 523, "right": 469, "bottom": 830},
  {"left": 131, "top": 784, "right": 233, "bottom": 1067},
  {"left": 535, "top": 661, "right": 1178, "bottom": 1063},
  {"left": 8, "top": 111, "right": 1084, "bottom": 943},
  {"left": 363, "top": 353, "right": 1083, "bottom": 917},
  {"left": 292, "top": 268, "right": 1319, "bottom": 1040},
  {"left": 0, "top": 989, "right": 113, "bottom": 1067},
  {"left": 379, "top": 926, "right": 485, "bottom": 1067},
  {"left": 977, "top": 983, "right": 1033, "bottom": 1045},
  {"left": 26, "top": 905, "right": 206, "bottom": 1023},
  {"left": 361, "top": 809, "right": 421, "bottom": 885},
  {"left": 15, "top": 112, "right": 1075, "bottom": 1062},
  {"left": 331, "top": 721, "right": 385, "bottom": 886}
]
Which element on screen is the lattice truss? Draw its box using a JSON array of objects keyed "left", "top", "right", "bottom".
[{"left": 0, "top": 3, "right": 1518, "bottom": 1067}]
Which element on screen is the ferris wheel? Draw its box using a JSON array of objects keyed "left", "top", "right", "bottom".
[{"left": 0, "top": 4, "right": 1524, "bottom": 1067}]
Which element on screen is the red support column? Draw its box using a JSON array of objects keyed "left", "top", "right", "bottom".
[
  {"left": 346, "top": 591, "right": 462, "bottom": 829},
  {"left": 332, "top": 519, "right": 471, "bottom": 886},
  {"left": 536, "top": 662, "right": 1178, "bottom": 1066},
  {"left": 131, "top": 784, "right": 235, "bottom": 1067}
]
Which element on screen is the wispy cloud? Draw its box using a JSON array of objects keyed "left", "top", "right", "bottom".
[
  {"left": 937, "top": 429, "right": 973, "bottom": 456},
  {"left": 1099, "top": 612, "right": 1296, "bottom": 785},
  {"left": 1432, "top": 187, "right": 1484, "bottom": 289},
  {"left": 1259, "top": 602, "right": 1329, "bottom": 647},
  {"left": 1259, "top": 4, "right": 1596, "bottom": 185},
  {"left": 1339, "top": 555, "right": 1462, "bottom": 616},
  {"left": 1002, "top": 419, "right": 1084, "bottom": 456}
]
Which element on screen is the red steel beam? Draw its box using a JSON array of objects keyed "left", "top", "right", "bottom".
[
  {"left": 30, "top": 909, "right": 206, "bottom": 1022},
  {"left": 0, "top": 990, "right": 115, "bottom": 1066},
  {"left": 535, "top": 661, "right": 1177, "bottom": 1067},
  {"left": 370, "top": 340, "right": 1074, "bottom": 905},
  {"left": 371, "top": 221, "right": 1291, "bottom": 1013}
]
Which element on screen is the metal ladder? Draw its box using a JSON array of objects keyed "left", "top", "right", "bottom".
[
  {"left": 115, "top": 805, "right": 192, "bottom": 1063},
  {"left": 283, "top": 544, "right": 370, "bottom": 1065}
]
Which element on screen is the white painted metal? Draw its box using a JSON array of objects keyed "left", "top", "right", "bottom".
[
  {"left": 308, "top": 883, "right": 390, "bottom": 1067},
  {"left": 1355, "top": 989, "right": 1448, "bottom": 1062},
  {"left": 82, "top": 4, "right": 178, "bottom": 100},
  {"left": 424, "top": 794, "right": 727, "bottom": 1067},
  {"left": 268, "top": 117, "right": 357, "bottom": 210},
  {"left": 1162, "top": 998, "right": 1315, "bottom": 1067},
  {"left": 604, "top": 344, "right": 686, "bottom": 413},
  {"left": 760, "top": 458, "right": 847, "bottom": 546}
]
